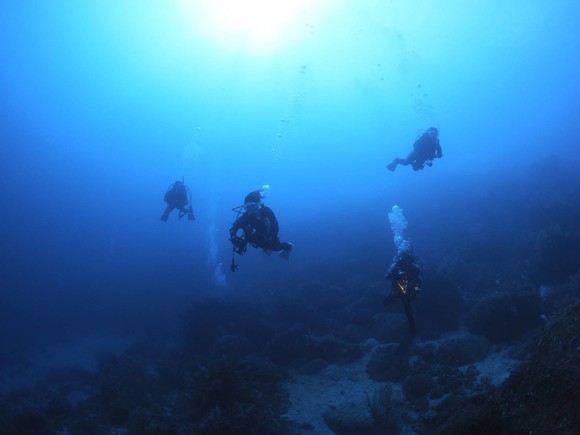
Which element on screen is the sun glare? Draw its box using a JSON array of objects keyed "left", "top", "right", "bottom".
[{"left": 181, "top": 0, "right": 331, "bottom": 54}]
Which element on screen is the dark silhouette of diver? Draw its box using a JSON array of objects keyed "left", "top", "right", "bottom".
[
  {"left": 160, "top": 180, "right": 194, "bottom": 222},
  {"left": 229, "top": 188, "right": 293, "bottom": 271},
  {"left": 387, "top": 127, "right": 443, "bottom": 171},
  {"left": 384, "top": 247, "right": 423, "bottom": 352}
]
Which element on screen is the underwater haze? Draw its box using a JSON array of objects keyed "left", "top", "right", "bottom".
[{"left": 1, "top": 0, "right": 580, "bottom": 432}]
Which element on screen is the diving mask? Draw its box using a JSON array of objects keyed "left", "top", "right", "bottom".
[{"left": 244, "top": 202, "right": 260, "bottom": 212}]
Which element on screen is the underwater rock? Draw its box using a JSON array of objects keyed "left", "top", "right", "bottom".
[
  {"left": 481, "top": 301, "right": 580, "bottom": 433},
  {"left": 298, "top": 358, "right": 328, "bottom": 376},
  {"left": 467, "top": 293, "right": 543, "bottom": 343},
  {"left": 431, "top": 334, "right": 491, "bottom": 367},
  {"left": 424, "top": 302, "right": 580, "bottom": 434},
  {"left": 342, "top": 324, "right": 370, "bottom": 343},
  {"left": 323, "top": 402, "right": 375, "bottom": 435},
  {"left": 402, "top": 373, "right": 436, "bottom": 401},
  {"left": 531, "top": 226, "right": 580, "bottom": 285},
  {"left": 371, "top": 312, "right": 408, "bottom": 343},
  {"left": 267, "top": 328, "right": 362, "bottom": 367},
  {"left": 366, "top": 344, "right": 409, "bottom": 382}
]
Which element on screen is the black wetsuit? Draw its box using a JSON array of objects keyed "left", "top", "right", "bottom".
[
  {"left": 161, "top": 182, "right": 194, "bottom": 221},
  {"left": 384, "top": 252, "right": 422, "bottom": 340},
  {"left": 388, "top": 133, "right": 443, "bottom": 171},
  {"left": 230, "top": 206, "right": 292, "bottom": 253}
]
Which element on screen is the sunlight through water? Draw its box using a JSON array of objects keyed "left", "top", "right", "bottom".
[{"left": 180, "top": 0, "right": 333, "bottom": 54}]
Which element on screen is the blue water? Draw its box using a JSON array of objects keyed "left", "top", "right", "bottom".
[{"left": 1, "top": 0, "right": 580, "bottom": 387}]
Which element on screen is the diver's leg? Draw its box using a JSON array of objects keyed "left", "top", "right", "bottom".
[
  {"left": 383, "top": 290, "right": 399, "bottom": 306},
  {"left": 397, "top": 301, "right": 417, "bottom": 354},
  {"left": 279, "top": 241, "right": 293, "bottom": 251},
  {"left": 265, "top": 238, "right": 293, "bottom": 258},
  {"left": 387, "top": 158, "right": 406, "bottom": 171},
  {"left": 403, "top": 301, "right": 417, "bottom": 338},
  {"left": 411, "top": 160, "right": 423, "bottom": 171},
  {"left": 278, "top": 241, "right": 294, "bottom": 259},
  {"left": 393, "top": 151, "right": 413, "bottom": 169},
  {"left": 397, "top": 151, "right": 417, "bottom": 170},
  {"left": 160, "top": 206, "right": 173, "bottom": 222}
]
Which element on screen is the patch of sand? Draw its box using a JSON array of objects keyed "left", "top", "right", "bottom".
[{"left": 283, "top": 353, "right": 378, "bottom": 434}]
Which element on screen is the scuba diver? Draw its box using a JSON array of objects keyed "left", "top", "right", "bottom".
[
  {"left": 384, "top": 205, "right": 423, "bottom": 353},
  {"left": 229, "top": 186, "right": 294, "bottom": 271},
  {"left": 384, "top": 247, "right": 423, "bottom": 347},
  {"left": 160, "top": 179, "right": 195, "bottom": 222},
  {"left": 386, "top": 127, "right": 443, "bottom": 171}
]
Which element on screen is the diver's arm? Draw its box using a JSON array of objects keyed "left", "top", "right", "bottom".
[
  {"left": 261, "top": 207, "right": 279, "bottom": 238},
  {"left": 385, "top": 261, "right": 396, "bottom": 280},
  {"left": 230, "top": 216, "right": 246, "bottom": 238},
  {"left": 435, "top": 142, "right": 443, "bottom": 158},
  {"left": 185, "top": 186, "right": 193, "bottom": 205},
  {"left": 270, "top": 213, "right": 280, "bottom": 239}
]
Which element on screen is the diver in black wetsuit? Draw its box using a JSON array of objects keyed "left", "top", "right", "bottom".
[
  {"left": 387, "top": 127, "right": 443, "bottom": 171},
  {"left": 160, "top": 180, "right": 194, "bottom": 222},
  {"left": 384, "top": 248, "right": 422, "bottom": 350},
  {"left": 229, "top": 188, "right": 293, "bottom": 271}
]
